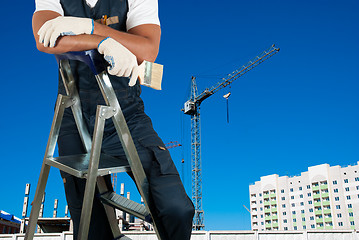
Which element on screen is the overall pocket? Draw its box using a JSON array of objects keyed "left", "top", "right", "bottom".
[{"left": 138, "top": 135, "right": 179, "bottom": 175}]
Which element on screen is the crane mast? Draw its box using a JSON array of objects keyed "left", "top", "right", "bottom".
[{"left": 183, "top": 45, "right": 280, "bottom": 230}]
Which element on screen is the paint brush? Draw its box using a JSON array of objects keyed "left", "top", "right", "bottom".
[{"left": 138, "top": 61, "right": 164, "bottom": 90}]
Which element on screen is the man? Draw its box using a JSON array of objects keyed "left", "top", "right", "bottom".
[{"left": 32, "top": 0, "right": 195, "bottom": 239}]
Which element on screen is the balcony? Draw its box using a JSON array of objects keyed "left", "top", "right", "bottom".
[
  {"left": 315, "top": 210, "right": 322, "bottom": 215},
  {"left": 323, "top": 209, "right": 331, "bottom": 214},
  {"left": 314, "top": 202, "right": 322, "bottom": 207},
  {"left": 264, "top": 209, "right": 271, "bottom": 213},
  {"left": 321, "top": 192, "right": 329, "bottom": 198},
  {"left": 271, "top": 208, "right": 278, "bottom": 213},
  {"left": 265, "top": 216, "right": 271, "bottom": 221},
  {"left": 265, "top": 223, "right": 271, "bottom": 228},
  {"left": 264, "top": 202, "right": 270, "bottom": 206},
  {"left": 322, "top": 201, "right": 330, "bottom": 206},
  {"left": 270, "top": 193, "right": 276, "bottom": 198},
  {"left": 263, "top": 194, "right": 270, "bottom": 199},
  {"left": 272, "top": 222, "right": 279, "bottom": 228},
  {"left": 313, "top": 194, "right": 321, "bottom": 199},
  {"left": 271, "top": 200, "right": 277, "bottom": 205},
  {"left": 312, "top": 186, "right": 320, "bottom": 191},
  {"left": 320, "top": 184, "right": 328, "bottom": 190},
  {"left": 324, "top": 217, "right": 332, "bottom": 222},
  {"left": 316, "top": 218, "right": 324, "bottom": 223}
]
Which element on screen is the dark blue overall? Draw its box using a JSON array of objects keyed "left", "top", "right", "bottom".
[{"left": 57, "top": 1, "right": 194, "bottom": 239}]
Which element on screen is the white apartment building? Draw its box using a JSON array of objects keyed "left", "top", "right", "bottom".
[{"left": 249, "top": 161, "right": 359, "bottom": 231}]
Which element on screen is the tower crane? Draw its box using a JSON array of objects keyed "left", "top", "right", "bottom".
[{"left": 183, "top": 44, "right": 280, "bottom": 230}]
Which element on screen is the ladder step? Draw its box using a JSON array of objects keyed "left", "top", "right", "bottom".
[
  {"left": 100, "top": 192, "right": 150, "bottom": 221},
  {"left": 45, "top": 153, "right": 130, "bottom": 178}
]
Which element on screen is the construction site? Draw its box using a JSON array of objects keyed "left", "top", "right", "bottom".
[
  {"left": 1, "top": 1, "right": 358, "bottom": 239},
  {"left": 1, "top": 42, "right": 359, "bottom": 239}
]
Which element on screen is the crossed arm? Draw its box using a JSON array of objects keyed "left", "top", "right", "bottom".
[{"left": 32, "top": 10, "right": 161, "bottom": 63}]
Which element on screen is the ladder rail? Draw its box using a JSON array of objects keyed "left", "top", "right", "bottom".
[{"left": 25, "top": 94, "right": 70, "bottom": 240}]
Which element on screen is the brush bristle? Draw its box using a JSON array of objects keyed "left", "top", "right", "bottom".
[{"left": 141, "top": 61, "right": 163, "bottom": 90}]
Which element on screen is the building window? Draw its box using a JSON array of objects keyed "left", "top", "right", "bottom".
[
  {"left": 282, "top": 204, "right": 286, "bottom": 208},
  {"left": 299, "top": 187, "right": 302, "bottom": 190},
  {"left": 355, "top": 177, "right": 359, "bottom": 182},
  {"left": 339, "top": 222, "right": 343, "bottom": 226},
  {"left": 281, "top": 189, "right": 284, "bottom": 193},
  {"left": 307, "top": 185, "right": 311, "bottom": 189},
  {"left": 350, "top": 221, "right": 355, "bottom": 226},
  {"left": 348, "top": 204, "right": 352, "bottom": 208},
  {"left": 357, "top": 186, "right": 359, "bottom": 190},
  {"left": 283, "top": 212, "right": 287, "bottom": 215},
  {"left": 349, "top": 212, "right": 353, "bottom": 217},
  {"left": 336, "top": 205, "right": 341, "bottom": 209},
  {"left": 310, "top": 216, "right": 314, "bottom": 220},
  {"left": 284, "top": 227, "right": 288, "bottom": 230},
  {"left": 282, "top": 197, "right": 285, "bottom": 200},
  {"left": 290, "top": 188, "right": 293, "bottom": 192},
  {"left": 292, "top": 211, "right": 296, "bottom": 215},
  {"left": 345, "top": 187, "right": 350, "bottom": 191},
  {"left": 311, "top": 224, "right": 315, "bottom": 228},
  {"left": 291, "top": 196, "right": 294, "bottom": 199},
  {"left": 294, "top": 226, "right": 297, "bottom": 230},
  {"left": 284, "top": 219, "right": 287, "bottom": 223},
  {"left": 300, "top": 194, "right": 303, "bottom": 198},
  {"left": 347, "top": 196, "right": 351, "bottom": 200},
  {"left": 302, "top": 217, "right": 305, "bottom": 221},
  {"left": 308, "top": 193, "right": 311, "bottom": 197},
  {"left": 335, "top": 197, "right": 339, "bottom": 201},
  {"left": 260, "top": 207, "right": 263, "bottom": 211},
  {"left": 260, "top": 200, "right": 262, "bottom": 203},
  {"left": 338, "top": 213, "right": 342, "bottom": 218},
  {"left": 292, "top": 203, "right": 295, "bottom": 207},
  {"left": 301, "top": 210, "right": 305, "bottom": 214},
  {"left": 309, "top": 208, "right": 313, "bottom": 212},
  {"left": 334, "top": 189, "right": 338, "bottom": 193},
  {"left": 301, "top": 202, "right": 304, "bottom": 206},
  {"left": 259, "top": 193, "right": 262, "bottom": 197},
  {"left": 308, "top": 200, "right": 312, "bottom": 204},
  {"left": 344, "top": 179, "right": 349, "bottom": 183},
  {"left": 303, "top": 226, "right": 306, "bottom": 229},
  {"left": 333, "top": 180, "right": 337, "bottom": 185},
  {"left": 261, "top": 222, "right": 264, "bottom": 225}
]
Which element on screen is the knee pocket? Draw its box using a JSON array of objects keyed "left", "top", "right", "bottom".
[{"left": 138, "top": 135, "right": 179, "bottom": 175}]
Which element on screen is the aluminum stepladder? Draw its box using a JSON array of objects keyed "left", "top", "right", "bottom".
[{"left": 25, "top": 49, "right": 166, "bottom": 240}]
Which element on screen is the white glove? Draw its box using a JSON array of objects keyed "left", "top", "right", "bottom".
[
  {"left": 38, "top": 16, "right": 94, "bottom": 48},
  {"left": 98, "top": 37, "right": 140, "bottom": 87}
]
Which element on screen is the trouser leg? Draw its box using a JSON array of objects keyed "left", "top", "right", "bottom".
[
  {"left": 149, "top": 163, "right": 195, "bottom": 240},
  {"left": 132, "top": 144, "right": 195, "bottom": 240},
  {"left": 58, "top": 132, "right": 114, "bottom": 240}
]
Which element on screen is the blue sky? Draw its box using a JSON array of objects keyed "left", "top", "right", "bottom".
[{"left": 0, "top": 0, "right": 358, "bottom": 231}]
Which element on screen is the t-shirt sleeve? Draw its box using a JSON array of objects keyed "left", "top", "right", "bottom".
[
  {"left": 127, "top": 0, "right": 160, "bottom": 31},
  {"left": 35, "top": 0, "right": 64, "bottom": 16}
]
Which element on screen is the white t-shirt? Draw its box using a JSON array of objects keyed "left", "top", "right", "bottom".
[{"left": 35, "top": 0, "right": 160, "bottom": 31}]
